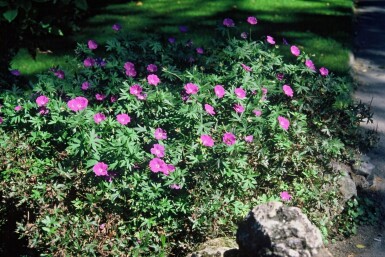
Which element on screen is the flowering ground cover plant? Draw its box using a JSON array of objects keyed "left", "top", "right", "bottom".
[{"left": 0, "top": 17, "right": 375, "bottom": 256}]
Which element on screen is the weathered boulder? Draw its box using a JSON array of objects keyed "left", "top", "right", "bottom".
[
  {"left": 187, "top": 237, "right": 239, "bottom": 257},
  {"left": 352, "top": 154, "right": 375, "bottom": 177},
  {"left": 236, "top": 202, "right": 332, "bottom": 257}
]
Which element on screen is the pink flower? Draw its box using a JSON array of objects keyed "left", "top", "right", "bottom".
[
  {"left": 110, "top": 95, "right": 117, "bottom": 103},
  {"left": 130, "top": 84, "right": 143, "bottom": 96},
  {"left": 38, "top": 106, "right": 49, "bottom": 115},
  {"left": 116, "top": 114, "right": 131, "bottom": 125},
  {"left": 36, "top": 95, "right": 49, "bottom": 107},
  {"left": 223, "top": 18, "right": 235, "bottom": 27},
  {"left": 247, "top": 16, "right": 258, "bottom": 25},
  {"left": 290, "top": 45, "right": 300, "bottom": 56},
  {"left": 93, "top": 162, "right": 108, "bottom": 176},
  {"left": 88, "top": 40, "right": 98, "bottom": 50},
  {"left": 305, "top": 59, "right": 316, "bottom": 71},
  {"left": 67, "top": 97, "right": 88, "bottom": 112},
  {"left": 147, "top": 74, "right": 160, "bottom": 86},
  {"left": 241, "top": 63, "right": 252, "bottom": 72},
  {"left": 234, "top": 104, "right": 245, "bottom": 113},
  {"left": 0, "top": 117, "right": 3, "bottom": 124},
  {"left": 214, "top": 85, "right": 225, "bottom": 98},
  {"left": 223, "top": 132, "right": 236, "bottom": 146},
  {"left": 163, "top": 164, "right": 176, "bottom": 176},
  {"left": 147, "top": 64, "right": 158, "bottom": 73},
  {"left": 95, "top": 93, "right": 106, "bottom": 101},
  {"left": 282, "top": 85, "right": 294, "bottom": 98},
  {"left": 319, "top": 67, "right": 329, "bottom": 76},
  {"left": 93, "top": 113, "right": 106, "bottom": 124},
  {"left": 245, "top": 135, "right": 253, "bottom": 142},
  {"left": 154, "top": 128, "right": 167, "bottom": 140},
  {"left": 137, "top": 93, "right": 147, "bottom": 100},
  {"left": 149, "top": 158, "right": 167, "bottom": 173},
  {"left": 200, "top": 134, "right": 214, "bottom": 147},
  {"left": 81, "top": 81, "right": 90, "bottom": 90},
  {"left": 278, "top": 116, "right": 290, "bottom": 130},
  {"left": 241, "top": 32, "right": 248, "bottom": 39},
  {"left": 204, "top": 104, "right": 215, "bottom": 115},
  {"left": 10, "top": 69, "right": 20, "bottom": 76},
  {"left": 124, "top": 62, "right": 137, "bottom": 77},
  {"left": 276, "top": 73, "right": 284, "bottom": 80},
  {"left": 54, "top": 70, "right": 65, "bottom": 79},
  {"left": 170, "top": 184, "right": 182, "bottom": 189},
  {"left": 84, "top": 57, "right": 95, "bottom": 67},
  {"left": 280, "top": 191, "right": 292, "bottom": 201},
  {"left": 14, "top": 105, "right": 22, "bottom": 111},
  {"left": 266, "top": 36, "right": 275, "bottom": 45},
  {"left": 234, "top": 87, "right": 246, "bottom": 99},
  {"left": 184, "top": 83, "right": 199, "bottom": 95},
  {"left": 253, "top": 109, "right": 262, "bottom": 117},
  {"left": 112, "top": 23, "right": 122, "bottom": 31},
  {"left": 261, "top": 87, "right": 268, "bottom": 101},
  {"left": 150, "top": 144, "right": 165, "bottom": 158},
  {"left": 196, "top": 47, "right": 204, "bottom": 54}
]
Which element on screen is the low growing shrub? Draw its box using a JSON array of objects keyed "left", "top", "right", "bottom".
[{"left": 0, "top": 17, "right": 375, "bottom": 256}]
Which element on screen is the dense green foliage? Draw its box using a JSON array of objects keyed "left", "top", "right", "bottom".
[{"left": 0, "top": 17, "right": 374, "bottom": 256}]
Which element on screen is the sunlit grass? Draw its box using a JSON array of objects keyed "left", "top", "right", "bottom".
[{"left": 11, "top": 0, "right": 353, "bottom": 77}]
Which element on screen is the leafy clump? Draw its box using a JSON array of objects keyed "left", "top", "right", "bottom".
[{"left": 0, "top": 17, "right": 375, "bottom": 256}]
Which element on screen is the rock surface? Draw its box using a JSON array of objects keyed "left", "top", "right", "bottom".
[
  {"left": 187, "top": 237, "right": 239, "bottom": 257},
  {"left": 236, "top": 202, "right": 332, "bottom": 257}
]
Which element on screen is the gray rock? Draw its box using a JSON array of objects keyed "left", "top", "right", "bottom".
[
  {"left": 236, "top": 202, "right": 331, "bottom": 257},
  {"left": 337, "top": 171, "right": 358, "bottom": 201},
  {"left": 352, "top": 160, "right": 375, "bottom": 177},
  {"left": 187, "top": 237, "right": 239, "bottom": 257}
]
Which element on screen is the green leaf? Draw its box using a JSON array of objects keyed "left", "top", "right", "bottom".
[
  {"left": 0, "top": 1, "right": 8, "bottom": 7},
  {"left": 3, "top": 9, "right": 18, "bottom": 22},
  {"left": 74, "top": 0, "right": 87, "bottom": 10}
]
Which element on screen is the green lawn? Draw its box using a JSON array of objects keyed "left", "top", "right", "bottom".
[{"left": 11, "top": 0, "right": 353, "bottom": 77}]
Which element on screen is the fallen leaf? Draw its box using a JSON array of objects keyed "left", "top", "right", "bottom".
[{"left": 356, "top": 244, "right": 366, "bottom": 249}]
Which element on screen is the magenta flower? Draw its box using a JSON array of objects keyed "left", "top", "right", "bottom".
[
  {"left": 154, "top": 128, "right": 167, "bottom": 140},
  {"left": 204, "top": 104, "right": 215, "bottom": 115},
  {"left": 280, "top": 191, "right": 292, "bottom": 201},
  {"left": 149, "top": 158, "right": 168, "bottom": 173},
  {"left": 93, "top": 162, "right": 108, "bottom": 176},
  {"left": 276, "top": 73, "right": 284, "bottom": 81},
  {"left": 147, "top": 74, "right": 160, "bottom": 86},
  {"left": 14, "top": 105, "right": 22, "bottom": 111},
  {"left": 214, "top": 85, "right": 226, "bottom": 98},
  {"left": 196, "top": 47, "right": 204, "bottom": 54},
  {"left": 247, "top": 16, "right": 258, "bottom": 25},
  {"left": 88, "top": 40, "right": 98, "bottom": 50},
  {"left": 241, "top": 63, "right": 252, "bottom": 72},
  {"left": 170, "top": 184, "right": 182, "bottom": 189},
  {"left": 223, "top": 132, "right": 236, "bottom": 146},
  {"left": 253, "top": 109, "right": 262, "bottom": 117},
  {"left": 184, "top": 83, "right": 199, "bottom": 95},
  {"left": 54, "top": 70, "right": 65, "bottom": 79},
  {"left": 95, "top": 93, "right": 106, "bottom": 101},
  {"left": 234, "top": 103, "right": 245, "bottom": 113},
  {"left": 36, "top": 95, "right": 49, "bottom": 107},
  {"left": 147, "top": 64, "right": 158, "bottom": 73},
  {"left": 81, "top": 81, "right": 90, "bottom": 90},
  {"left": 0, "top": 117, "right": 3, "bottom": 124},
  {"left": 245, "top": 135, "right": 253, "bottom": 142},
  {"left": 168, "top": 37, "right": 176, "bottom": 44},
  {"left": 84, "top": 57, "right": 95, "bottom": 67},
  {"left": 282, "top": 85, "right": 294, "bottom": 98},
  {"left": 38, "top": 106, "right": 49, "bottom": 115},
  {"left": 110, "top": 95, "right": 117, "bottom": 103},
  {"left": 200, "top": 134, "right": 214, "bottom": 147},
  {"left": 10, "top": 69, "right": 20, "bottom": 76},
  {"left": 290, "top": 45, "right": 300, "bottom": 56},
  {"left": 261, "top": 87, "right": 268, "bottom": 101},
  {"left": 234, "top": 87, "right": 246, "bottom": 99},
  {"left": 137, "top": 93, "right": 147, "bottom": 100},
  {"left": 163, "top": 164, "right": 176, "bottom": 176},
  {"left": 319, "top": 67, "right": 329, "bottom": 76},
  {"left": 305, "top": 59, "right": 316, "bottom": 71},
  {"left": 124, "top": 62, "right": 137, "bottom": 77},
  {"left": 223, "top": 18, "right": 235, "bottom": 27},
  {"left": 93, "top": 113, "right": 106, "bottom": 124},
  {"left": 266, "top": 36, "right": 275, "bottom": 45},
  {"left": 130, "top": 84, "right": 143, "bottom": 96},
  {"left": 278, "top": 116, "right": 290, "bottom": 130},
  {"left": 67, "top": 97, "right": 88, "bottom": 112},
  {"left": 241, "top": 32, "right": 248, "bottom": 39},
  {"left": 150, "top": 144, "right": 165, "bottom": 158},
  {"left": 116, "top": 114, "right": 131, "bottom": 125},
  {"left": 112, "top": 23, "right": 122, "bottom": 31}
]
